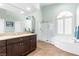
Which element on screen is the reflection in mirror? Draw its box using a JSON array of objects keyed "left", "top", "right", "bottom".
[
  {"left": 25, "top": 16, "right": 35, "bottom": 33},
  {"left": 0, "top": 8, "right": 36, "bottom": 34}
]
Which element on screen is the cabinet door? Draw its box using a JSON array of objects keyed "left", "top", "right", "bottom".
[
  {"left": 22, "top": 37, "right": 30, "bottom": 55},
  {"left": 7, "top": 42, "right": 22, "bottom": 56},
  {"left": 30, "top": 35, "right": 37, "bottom": 51},
  {"left": 7, "top": 38, "right": 22, "bottom": 56},
  {"left": 0, "top": 40, "right": 6, "bottom": 56},
  {"left": 0, "top": 46, "right": 6, "bottom": 56}
]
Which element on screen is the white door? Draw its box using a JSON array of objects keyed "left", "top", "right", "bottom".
[{"left": 15, "top": 21, "right": 23, "bottom": 32}]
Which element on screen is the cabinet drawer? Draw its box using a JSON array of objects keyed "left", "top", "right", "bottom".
[
  {"left": 0, "top": 40, "right": 6, "bottom": 47},
  {"left": 0, "top": 47, "right": 6, "bottom": 56},
  {"left": 7, "top": 38, "right": 22, "bottom": 45}
]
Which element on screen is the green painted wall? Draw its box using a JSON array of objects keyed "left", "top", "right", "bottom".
[{"left": 41, "top": 3, "right": 79, "bottom": 42}]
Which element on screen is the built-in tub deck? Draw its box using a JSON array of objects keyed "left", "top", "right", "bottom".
[{"left": 53, "top": 35, "right": 79, "bottom": 55}]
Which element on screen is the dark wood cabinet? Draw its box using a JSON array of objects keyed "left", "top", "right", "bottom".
[
  {"left": 22, "top": 37, "right": 30, "bottom": 55},
  {"left": 0, "top": 47, "right": 6, "bottom": 56},
  {"left": 7, "top": 42, "right": 22, "bottom": 56},
  {"left": 30, "top": 35, "right": 37, "bottom": 51},
  {"left": 6, "top": 38, "right": 22, "bottom": 56},
  {"left": 0, "top": 40, "right": 6, "bottom": 56},
  {"left": 6, "top": 35, "right": 36, "bottom": 56},
  {"left": 0, "top": 35, "right": 36, "bottom": 56}
]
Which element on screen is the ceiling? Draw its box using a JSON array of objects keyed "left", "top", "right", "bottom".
[
  {"left": 9, "top": 3, "right": 53, "bottom": 10},
  {"left": 10, "top": 3, "right": 53, "bottom": 8},
  {"left": 0, "top": 3, "right": 53, "bottom": 15},
  {"left": 40, "top": 3, "right": 53, "bottom": 7}
]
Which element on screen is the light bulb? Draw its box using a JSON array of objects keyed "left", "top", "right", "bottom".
[
  {"left": 26, "top": 7, "right": 31, "bottom": 11},
  {"left": 0, "top": 3, "right": 3, "bottom": 6},
  {"left": 20, "top": 11, "right": 24, "bottom": 14}
]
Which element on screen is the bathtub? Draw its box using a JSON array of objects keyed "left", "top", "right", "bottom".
[{"left": 53, "top": 35, "right": 79, "bottom": 55}]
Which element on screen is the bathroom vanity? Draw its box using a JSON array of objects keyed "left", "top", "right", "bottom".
[{"left": 0, "top": 33, "right": 37, "bottom": 56}]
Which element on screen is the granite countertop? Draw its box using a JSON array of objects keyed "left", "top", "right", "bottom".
[{"left": 0, "top": 32, "right": 36, "bottom": 41}]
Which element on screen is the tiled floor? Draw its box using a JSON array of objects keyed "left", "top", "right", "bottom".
[{"left": 28, "top": 40, "right": 77, "bottom": 56}]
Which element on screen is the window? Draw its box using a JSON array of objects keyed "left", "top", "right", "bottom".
[
  {"left": 64, "top": 18, "right": 72, "bottom": 34},
  {"left": 57, "top": 11, "right": 73, "bottom": 35},
  {"left": 57, "top": 19, "right": 63, "bottom": 34}
]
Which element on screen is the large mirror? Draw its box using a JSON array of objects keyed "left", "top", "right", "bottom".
[{"left": 0, "top": 8, "right": 36, "bottom": 33}]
